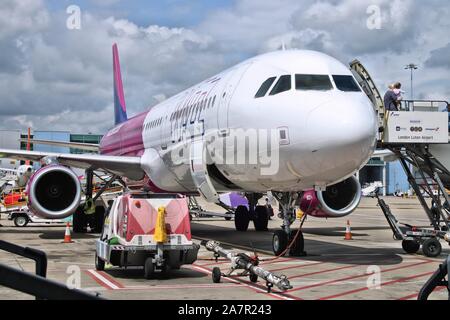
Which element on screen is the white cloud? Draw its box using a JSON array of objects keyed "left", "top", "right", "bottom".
[{"left": 0, "top": 0, "right": 449, "bottom": 134}]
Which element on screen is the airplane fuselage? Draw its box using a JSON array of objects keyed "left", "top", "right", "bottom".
[{"left": 99, "top": 50, "right": 378, "bottom": 194}]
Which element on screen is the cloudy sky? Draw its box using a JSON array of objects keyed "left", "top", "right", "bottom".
[{"left": 0, "top": 0, "right": 449, "bottom": 134}]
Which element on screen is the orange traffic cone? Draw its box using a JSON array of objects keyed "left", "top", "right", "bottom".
[
  {"left": 63, "top": 222, "right": 74, "bottom": 243},
  {"left": 344, "top": 220, "right": 353, "bottom": 240}
]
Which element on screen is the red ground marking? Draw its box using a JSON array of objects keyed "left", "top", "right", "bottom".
[
  {"left": 98, "top": 271, "right": 125, "bottom": 288},
  {"left": 286, "top": 260, "right": 434, "bottom": 293},
  {"left": 257, "top": 257, "right": 302, "bottom": 266},
  {"left": 268, "top": 261, "right": 327, "bottom": 272},
  {"left": 318, "top": 270, "right": 434, "bottom": 300},
  {"left": 199, "top": 259, "right": 235, "bottom": 267},
  {"left": 289, "top": 264, "right": 359, "bottom": 280},
  {"left": 113, "top": 283, "right": 243, "bottom": 291},
  {"left": 85, "top": 270, "right": 114, "bottom": 290}
]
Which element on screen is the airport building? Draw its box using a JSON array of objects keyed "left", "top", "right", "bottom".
[
  {"left": 0, "top": 129, "right": 410, "bottom": 195},
  {"left": 0, "top": 129, "right": 103, "bottom": 169}
]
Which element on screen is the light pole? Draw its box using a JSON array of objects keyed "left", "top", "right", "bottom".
[
  {"left": 404, "top": 64, "right": 418, "bottom": 196},
  {"left": 404, "top": 63, "right": 418, "bottom": 100}
]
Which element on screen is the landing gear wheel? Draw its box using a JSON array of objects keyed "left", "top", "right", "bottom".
[
  {"left": 272, "top": 230, "right": 288, "bottom": 256},
  {"left": 422, "top": 238, "right": 442, "bottom": 257},
  {"left": 249, "top": 273, "right": 258, "bottom": 283},
  {"left": 402, "top": 239, "right": 420, "bottom": 254},
  {"left": 73, "top": 206, "right": 87, "bottom": 233},
  {"left": 225, "top": 216, "right": 232, "bottom": 221},
  {"left": 234, "top": 206, "right": 250, "bottom": 231},
  {"left": 95, "top": 253, "right": 105, "bottom": 271},
  {"left": 254, "top": 206, "right": 269, "bottom": 231},
  {"left": 144, "top": 258, "right": 155, "bottom": 279},
  {"left": 91, "top": 206, "right": 105, "bottom": 233},
  {"left": 212, "top": 267, "right": 221, "bottom": 283},
  {"left": 289, "top": 230, "right": 306, "bottom": 256},
  {"left": 13, "top": 215, "right": 28, "bottom": 227}
]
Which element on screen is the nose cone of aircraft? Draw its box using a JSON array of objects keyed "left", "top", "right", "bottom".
[{"left": 292, "top": 95, "right": 377, "bottom": 182}]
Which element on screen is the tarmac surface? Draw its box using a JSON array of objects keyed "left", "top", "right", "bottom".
[{"left": 0, "top": 196, "right": 449, "bottom": 300}]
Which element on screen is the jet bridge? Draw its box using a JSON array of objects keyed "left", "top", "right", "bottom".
[{"left": 350, "top": 60, "right": 450, "bottom": 255}]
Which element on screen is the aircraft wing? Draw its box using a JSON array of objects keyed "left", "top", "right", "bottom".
[
  {"left": 0, "top": 149, "right": 144, "bottom": 180},
  {"left": 19, "top": 138, "right": 99, "bottom": 152}
]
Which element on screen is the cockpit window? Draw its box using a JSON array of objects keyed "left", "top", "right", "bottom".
[
  {"left": 295, "top": 74, "right": 333, "bottom": 91},
  {"left": 332, "top": 75, "right": 361, "bottom": 92},
  {"left": 269, "top": 75, "right": 291, "bottom": 96},
  {"left": 255, "top": 77, "right": 276, "bottom": 98}
]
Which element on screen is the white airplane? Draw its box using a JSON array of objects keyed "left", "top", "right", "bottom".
[
  {"left": 0, "top": 45, "right": 377, "bottom": 255},
  {"left": 0, "top": 165, "right": 34, "bottom": 188}
]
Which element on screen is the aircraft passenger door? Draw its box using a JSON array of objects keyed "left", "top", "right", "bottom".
[
  {"left": 189, "top": 139, "right": 220, "bottom": 203},
  {"left": 217, "top": 62, "right": 253, "bottom": 135},
  {"left": 349, "top": 60, "right": 384, "bottom": 132}
]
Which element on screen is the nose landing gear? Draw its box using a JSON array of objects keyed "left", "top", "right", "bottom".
[{"left": 271, "top": 192, "right": 307, "bottom": 257}]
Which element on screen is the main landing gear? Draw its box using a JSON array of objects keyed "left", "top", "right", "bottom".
[
  {"left": 232, "top": 192, "right": 306, "bottom": 256},
  {"left": 233, "top": 193, "right": 269, "bottom": 232},
  {"left": 73, "top": 170, "right": 124, "bottom": 234},
  {"left": 271, "top": 192, "right": 306, "bottom": 257}
]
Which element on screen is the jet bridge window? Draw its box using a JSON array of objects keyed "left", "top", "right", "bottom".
[
  {"left": 269, "top": 75, "right": 291, "bottom": 96},
  {"left": 295, "top": 74, "right": 333, "bottom": 91},
  {"left": 332, "top": 75, "right": 361, "bottom": 92},
  {"left": 255, "top": 77, "right": 276, "bottom": 98}
]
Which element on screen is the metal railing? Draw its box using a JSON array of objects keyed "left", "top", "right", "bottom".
[
  {"left": 0, "top": 240, "right": 102, "bottom": 300},
  {"left": 399, "top": 100, "right": 449, "bottom": 112}
]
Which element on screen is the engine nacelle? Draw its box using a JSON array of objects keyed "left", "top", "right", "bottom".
[
  {"left": 299, "top": 176, "right": 361, "bottom": 218},
  {"left": 26, "top": 165, "right": 81, "bottom": 219}
]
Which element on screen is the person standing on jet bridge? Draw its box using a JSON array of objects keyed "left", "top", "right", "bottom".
[{"left": 384, "top": 82, "right": 402, "bottom": 111}]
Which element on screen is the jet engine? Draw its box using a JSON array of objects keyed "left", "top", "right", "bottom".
[
  {"left": 299, "top": 176, "right": 361, "bottom": 218},
  {"left": 26, "top": 165, "right": 81, "bottom": 219}
]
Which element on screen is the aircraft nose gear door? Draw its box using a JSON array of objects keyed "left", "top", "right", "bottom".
[{"left": 190, "top": 139, "right": 220, "bottom": 203}]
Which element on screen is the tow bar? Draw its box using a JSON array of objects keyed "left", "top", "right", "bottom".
[{"left": 201, "top": 240, "right": 292, "bottom": 293}]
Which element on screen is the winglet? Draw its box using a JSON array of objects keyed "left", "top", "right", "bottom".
[{"left": 113, "top": 44, "right": 128, "bottom": 125}]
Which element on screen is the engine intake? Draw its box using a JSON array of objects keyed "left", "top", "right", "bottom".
[
  {"left": 27, "top": 165, "right": 81, "bottom": 219},
  {"left": 299, "top": 176, "right": 361, "bottom": 218}
]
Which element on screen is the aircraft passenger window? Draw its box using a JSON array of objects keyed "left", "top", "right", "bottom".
[
  {"left": 332, "top": 75, "right": 361, "bottom": 92},
  {"left": 269, "top": 75, "right": 291, "bottom": 96},
  {"left": 255, "top": 77, "right": 276, "bottom": 98},
  {"left": 295, "top": 75, "right": 333, "bottom": 91}
]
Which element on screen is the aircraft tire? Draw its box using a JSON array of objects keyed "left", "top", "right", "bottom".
[
  {"left": 234, "top": 205, "right": 250, "bottom": 231},
  {"left": 254, "top": 205, "right": 269, "bottom": 231},
  {"left": 73, "top": 206, "right": 87, "bottom": 233},
  {"left": 272, "top": 230, "right": 288, "bottom": 256},
  {"left": 289, "top": 230, "right": 306, "bottom": 256},
  {"left": 91, "top": 206, "right": 105, "bottom": 233}
]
